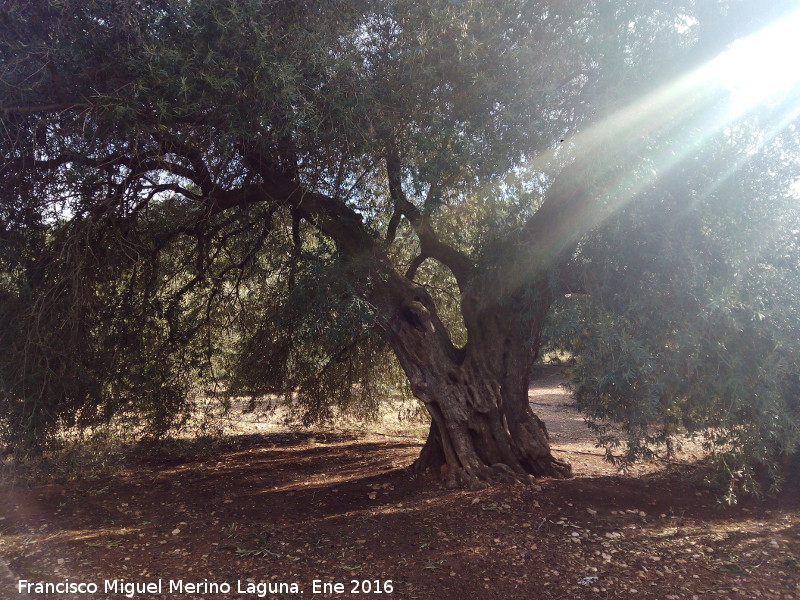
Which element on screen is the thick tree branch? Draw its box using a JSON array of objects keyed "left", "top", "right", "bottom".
[
  {"left": 205, "top": 174, "right": 375, "bottom": 258},
  {"left": 466, "top": 155, "right": 596, "bottom": 306},
  {"left": 385, "top": 146, "right": 472, "bottom": 290},
  {"left": 237, "top": 147, "right": 379, "bottom": 257},
  {"left": 405, "top": 253, "right": 428, "bottom": 281},
  {"left": 522, "top": 158, "right": 592, "bottom": 251},
  {"left": 4, "top": 151, "right": 203, "bottom": 190},
  {"left": 153, "top": 134, "right": 215, "bottom": 196},
  {"left": 385, "top": 204, "right": 403, "bottom": 245}
]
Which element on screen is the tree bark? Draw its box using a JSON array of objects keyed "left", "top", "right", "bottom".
[{"left": 374, "top": 273, "right": 571, "bottom": 489}]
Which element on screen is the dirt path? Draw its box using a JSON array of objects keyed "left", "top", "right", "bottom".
[
  {"left": 1, "top": 376, "right": 798, "bottom": 600},
  {"left": 528, "top": 371, "right": 705, "bottom": 477}
]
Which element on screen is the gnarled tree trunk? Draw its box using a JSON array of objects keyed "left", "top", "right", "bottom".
[{"left": 374, "top": 273, "right": 571, "bottom": 489}]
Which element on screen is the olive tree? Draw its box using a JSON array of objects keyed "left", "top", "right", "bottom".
[{"left": 1, "top": 0, "right": 798, "bottom": 489}]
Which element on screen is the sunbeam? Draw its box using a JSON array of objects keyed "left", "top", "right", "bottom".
[
  {"left": 710, "top": 9, "right": 800, "bottom": 118},
  {"left": 529, "top": 5, "right": 800, "bottom": 252}
]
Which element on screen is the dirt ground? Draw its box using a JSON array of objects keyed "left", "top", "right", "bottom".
[{"left": 1, "top": 372, "right": 798, "bottom": 600}]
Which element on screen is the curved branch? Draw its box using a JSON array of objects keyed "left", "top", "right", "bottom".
[
  {"left": 205, "top": 175, "right": 375, "bottom": 258},
  {"left": 405, "top": 253, "right": 428, "bottom": 281},
  {"left": 237, "top": 147, "right": 379, "bottom": 257},
  {"left": 153, "top": 134, "right": 215, "bottom": 196},
  {"left": 385, "top": 146, "right": 472, "bottom": 290},
  {"left": 385, "top": 203, "right": 402, "bottom": 245},
  {"left": 4, "top": 150, "right": 202, "bottom": 188}
]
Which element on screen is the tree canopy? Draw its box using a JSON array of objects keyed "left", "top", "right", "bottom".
[{"left": 1, "top": 0, "right": 798, "bottom": 493}]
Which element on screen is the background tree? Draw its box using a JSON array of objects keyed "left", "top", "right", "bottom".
[{"left": 1, "top": 0, "right": 798, "bottom": 490}]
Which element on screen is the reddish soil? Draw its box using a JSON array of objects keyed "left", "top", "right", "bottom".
[{"left": 1, "top": 375, "right": 798, "bottom": 600}]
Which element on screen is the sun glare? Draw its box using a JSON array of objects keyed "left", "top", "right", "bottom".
[
  {"left": 516, "top": 8, "right": 800, "bottom": 266},
  {"left": 709, "top": 9, "right": 800, "bottom": 116}
]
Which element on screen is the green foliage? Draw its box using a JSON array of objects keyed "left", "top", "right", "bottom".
[
  {"left": 229, "top": 241, "right": 408, "bottom": 424},
  {"left": 545, "top": 118, "right": 800, "bottom": 496}
]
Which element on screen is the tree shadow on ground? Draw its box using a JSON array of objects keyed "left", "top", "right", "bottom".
[{"left": 1, "top": 435, "right": 798, "bottom": 600}]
